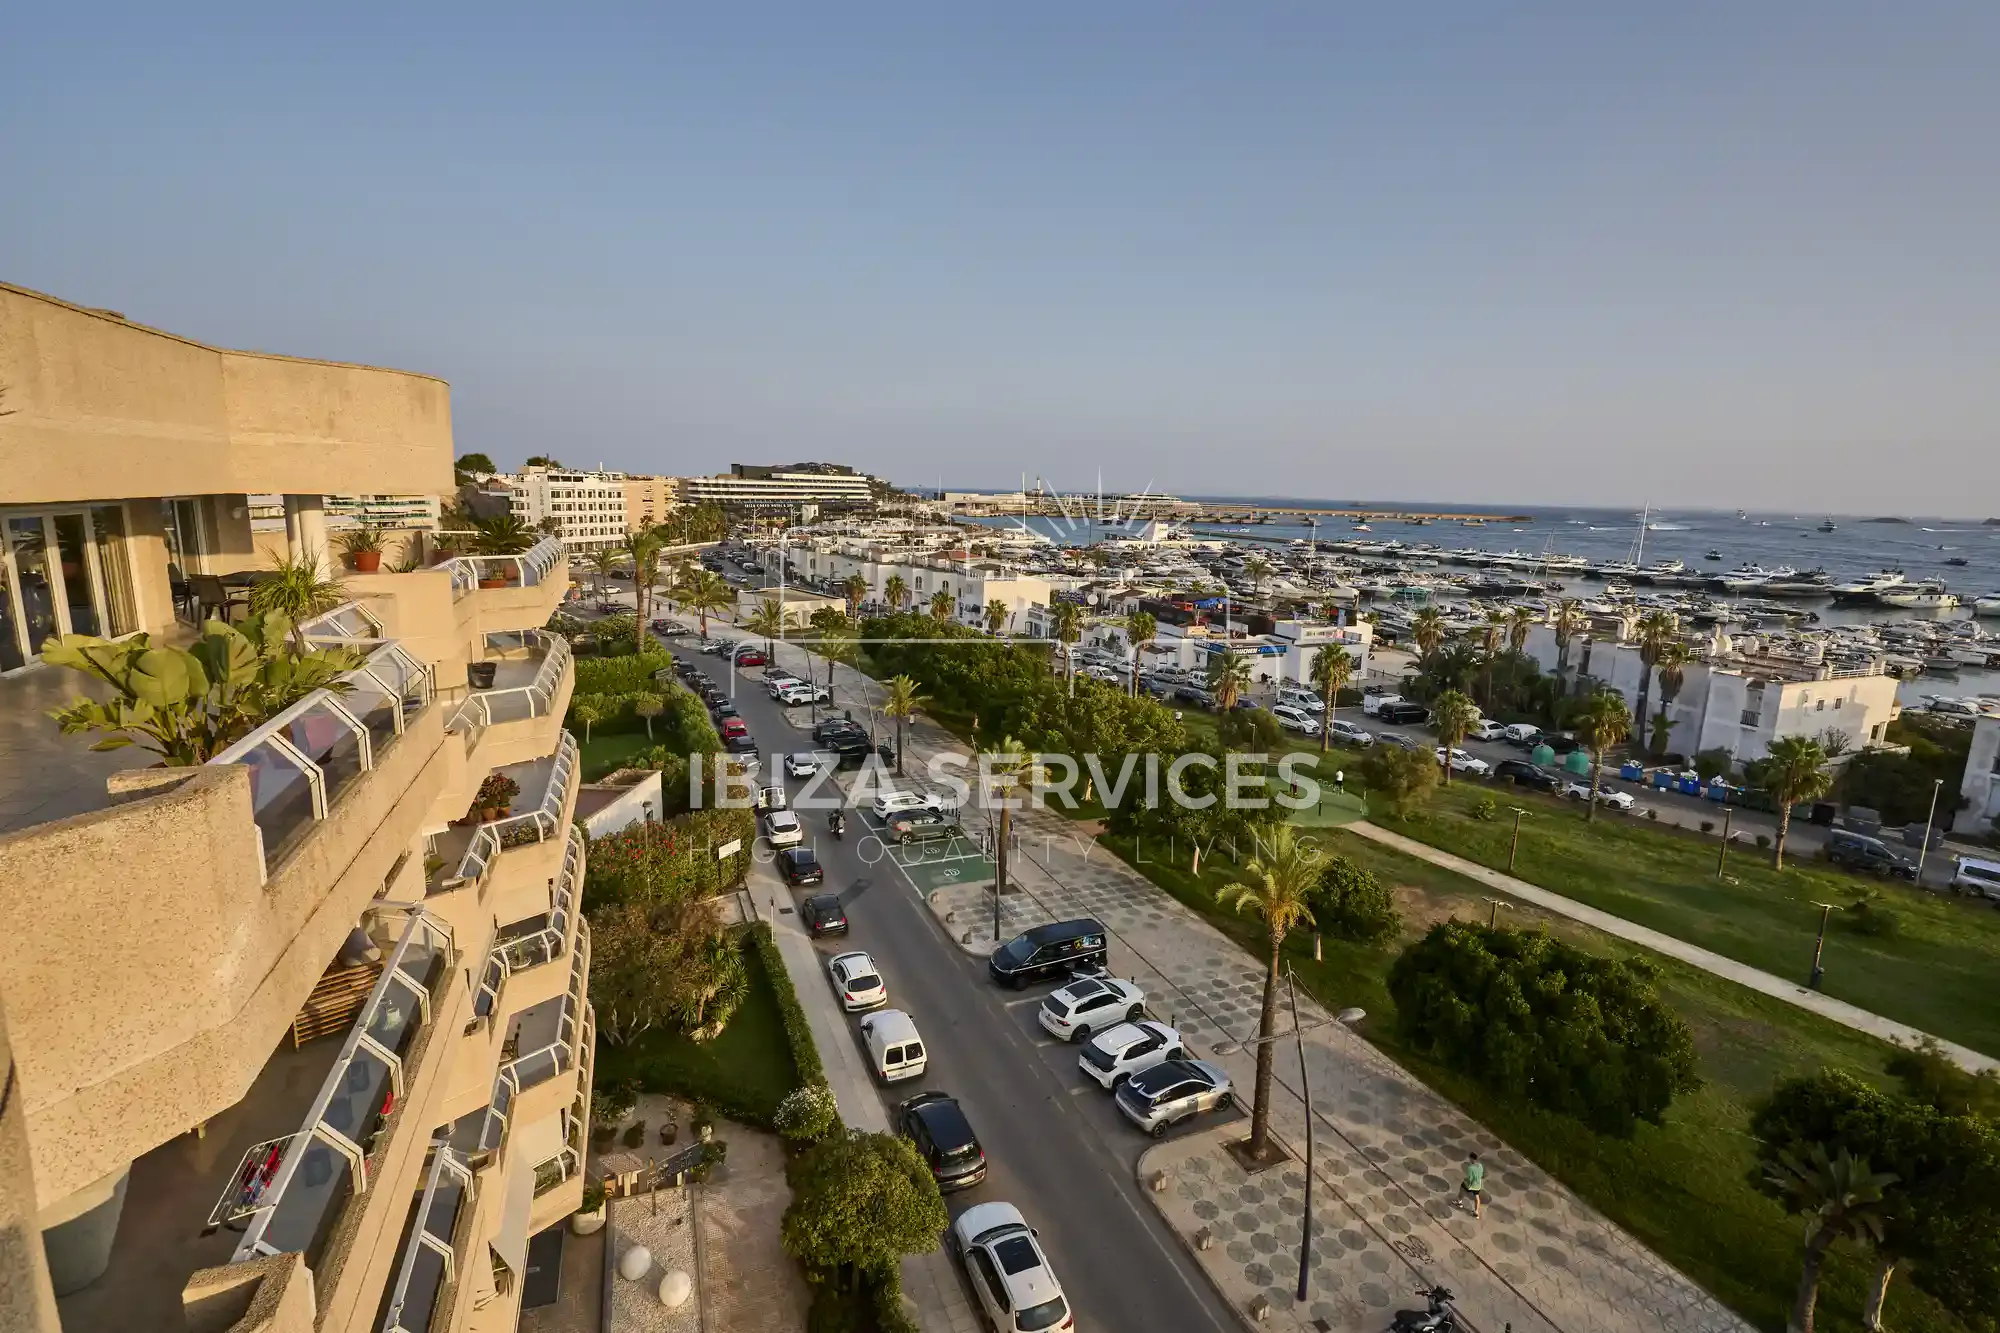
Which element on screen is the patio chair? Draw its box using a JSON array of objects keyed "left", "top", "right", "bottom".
[{"left": 188, "top": 574, "right": 249, "bottom": 624}]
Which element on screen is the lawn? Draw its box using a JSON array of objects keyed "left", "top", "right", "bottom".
[
  {"left": 591, "top": 935, "right": 801, "bottom": 1128},
  {"left": 1366, "top": 781, "right": 2000, "bottom": 1058},
  {"left": 577, "top": 731, "right": 659, "bottom": 781},
  {"left": 1100, "top": 828, "right": 1973, "bottom": 1333}
]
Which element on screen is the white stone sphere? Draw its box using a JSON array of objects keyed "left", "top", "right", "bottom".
[
  {"left": 658, "top": 1269, "right": 693, "bottom": 1308},
  {"left": 617, "top": 1244, "right": 653, "bottom": 1281}
]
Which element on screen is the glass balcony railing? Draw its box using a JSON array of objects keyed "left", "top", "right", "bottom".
[
  {"left": 450, "top": 731, "right": 578, "bottom": 886},
  {"left": 504, "top": 922, "right": 589, "bottom": 1093},
  {"left": 471, "top": 828, "right": 584, "bottom": 1025},
  {"left": 380, "top": 1140, "right": 476, "bottom": 1333},
  {"left": 209, "top": 909, "right": 455, "bottom": 1271},
  {"left": 442, "top": 537, "right": 564, "bottom": 601},
  {"left": 448, "top": 632, "right": 571, "bottom": 731},
  {"left": 211, "top": 614, "right": 434, "bottom": 879}
]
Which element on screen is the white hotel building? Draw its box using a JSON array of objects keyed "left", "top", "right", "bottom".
[{"left": 501, "top": 467, "right": 630, "bottom": 553}]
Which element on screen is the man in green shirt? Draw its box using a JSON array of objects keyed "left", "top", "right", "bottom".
[{"left": 1458, "top": 1152, "right": 1485, "bottom": 1218}]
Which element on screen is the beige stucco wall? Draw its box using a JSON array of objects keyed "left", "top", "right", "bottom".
[
  {"left": 0, "top": 282, "right": 452, "bottom": 505},
  {"left": 0, "top": 999, "right": 61, "bottom": 1333}
]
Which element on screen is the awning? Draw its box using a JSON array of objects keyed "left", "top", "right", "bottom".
[{"left": 491, "top": 1151, "right": 537, "bottom": 1276}]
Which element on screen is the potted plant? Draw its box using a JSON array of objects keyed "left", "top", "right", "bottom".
[
  {"left": 467, "top": 659, "right": 499, "bottom": 689},
  {"left": 691, "top": 1103, "right": 715, "bottom": 1143},
  {"left": 572, "top": 1180, "right": 608, "bottom": 1236},
  {"left": 333, "top": 525, "right": 387, "bottom": 572},
  {"left": 472, "top": 772, "right": 520, "bottom": 822}
]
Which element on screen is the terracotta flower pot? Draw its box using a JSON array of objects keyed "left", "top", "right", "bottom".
[
  {"left": 478, "top": 577, "right": 509, "bottom": 590},
  {"left": 350, "top": 551, "right": 383, "bottom": 573}
]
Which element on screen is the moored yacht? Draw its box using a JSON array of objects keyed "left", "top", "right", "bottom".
[
  {"left": 1975, "top": 593, "right": 2000, "bottom": 618},
  {"left": 1877, "top": 579, "right": 1959, "bottom": 611},
  {"left": 1830, "top": 569, "right": 1907, "bottom": 605}
]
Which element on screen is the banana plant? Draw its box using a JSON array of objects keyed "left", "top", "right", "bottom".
[{"left": 44, "top": 613, "right": 363, "bottom": 765}]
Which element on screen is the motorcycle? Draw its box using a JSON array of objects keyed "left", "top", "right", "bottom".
[
  {"left": 828, "top": 811, "right": 846, "bottom": 841},
  {"left": 1390, "top": 1287, "right": 1460, "bottom": 1333}
]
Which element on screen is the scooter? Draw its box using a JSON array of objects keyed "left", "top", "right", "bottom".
[
  {"left": 1390, "top": 1287, "right": 1460, "bottom": 1333},
  {"left": 828, "top": 811, "right": 845, "bottom": 841}
]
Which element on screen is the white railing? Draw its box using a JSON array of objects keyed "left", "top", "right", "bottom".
[
  {"left": 448, "top": 632, "right": 571, "bottom": 731},
  {"left": 443, "top": 536, "right": 565, "bottom": 601},
  {"left": 380, "top": 1139, "right": 476, "bottom": 1333},
  {"left": 450, "top": 731, "right": 579, "bottom": 884},
  {"left": 214, "top": 909, "right": 455, "bottom": 1265},
  {"left": 299, "top": 601, "right": 386, "bottom": 644},
  {"left": 472, "top": 829, "right": 585, "bottom": 1023},
  {"left": 210, "top": 629, "right": 434, "bottom": 880},
  {"left": 505, "top": 922, "right": 589, "bottom": 1092}
]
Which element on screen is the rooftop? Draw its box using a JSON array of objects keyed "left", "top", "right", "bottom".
[{"left": 0, "top": 663, "right": 166, "bottom": 836}]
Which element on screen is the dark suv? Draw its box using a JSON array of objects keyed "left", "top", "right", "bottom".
[
  {"left": 895, "top": 1092, "right": 988, "bottom": 1191},
  {"left": 988, "top": 918, "right": 1108, "bottom": 989},
  {"left": 1826, "top": 831, "right": 1919, "bottom": 881},
  {"left": 1493, "top": 759, "right": 1561, "bottom": 792},
  {"left": 778, "top": 848, "right": 824, "bottom": 887},
  {"left": 1375, "top": 701, "right": 1429, "bottom": 725}
]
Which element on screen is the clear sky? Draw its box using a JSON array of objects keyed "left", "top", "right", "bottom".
[{"left": 4, "top": 4, "right": 1997, "bottom": 513}]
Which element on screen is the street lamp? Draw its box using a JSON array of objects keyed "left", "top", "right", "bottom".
[
  {"left": 1210, "top": 982, "right": 1365, "bottom": 1304},
  {"left": 1914, "top": 777, "right": 1944, "bottom": 886},
  {"left": 1507, "top": 807, "right": 1528, "bottom": 872},
  {"left": 1481, "top": 896, "right": 1509, "bottom": 929},
  {"left": 1808, "top": 902, "right": 1843, "bottom": 989}
]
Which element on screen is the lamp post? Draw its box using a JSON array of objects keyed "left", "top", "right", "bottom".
[
  {"left": 1507, "top": 807, "right": 1528, "bottom": 872},
  {"left": 1914, "top": 777, "right": 1944, "bottom": 886},
  {"left": 1482, "top": 896, "right": 1509, "bottom": 929},
  {"left": 1212, "top": 990, "right": 1365, "bottom": 1304},
  {"left": 1716, "top": 808, "right": 1733, "bottom": 879},
  {"left": 1808, "top": 902, "right": 1843, "bottom": 989}
]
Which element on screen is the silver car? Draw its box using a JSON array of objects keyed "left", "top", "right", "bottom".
[{"left": 1113, "top": 1058, "right": 1233, "bottom": 1138}]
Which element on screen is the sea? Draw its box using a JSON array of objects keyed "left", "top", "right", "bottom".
[{"left": 959, "top": 501, "right": 2000, "bottom": 704}]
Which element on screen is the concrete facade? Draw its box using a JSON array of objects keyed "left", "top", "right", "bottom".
[
  {"left": 620, "top": 474, "right": 679, "bottom": 533},
  {"left": 500, "top": 467, "right": 630, "bottom": 553},
  {"left": 1961, "top": 715, "right": 2000, "bottom": 834}
]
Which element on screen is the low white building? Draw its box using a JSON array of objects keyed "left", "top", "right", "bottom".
[
  {"left": 1086, "top": 615, "right": 1372, "bottom": 690},
  {"left": 787, "top": 539, "right": 1053, "bottom": 633},
  {"left": 1959, "top": 715, "right": 2000, "bottom": 834}
]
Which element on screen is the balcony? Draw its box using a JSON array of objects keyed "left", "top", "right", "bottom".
[
  {"left": 377, "top": 1140, "right": 478, "bottom": 1333},
  {"left": 449, "top": 631, "right": 572, "bottom": 731},
  {"left": 427, "top": 730, "right": 579, "bottom": 897},
  {"left": 471, "top": 827, "right": 586, "bottom": 1028},
  {"left": 442, "top": 538, "right": 568, "bottom": 635},
  {"left": 504, "top": 923, "right": 590, "bottom": 1101}
]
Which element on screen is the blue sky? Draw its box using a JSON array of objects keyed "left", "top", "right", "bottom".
[{"left": 4, "top": 3, "right": 1997, "bottom": 512}]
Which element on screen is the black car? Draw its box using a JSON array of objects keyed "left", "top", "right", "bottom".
[
  {"left": 989, "top": 918, "right": 1109, "bottom": 989},
  {"left": 1174, "top": 685, "right": 1218, "bottom": 709},
  {"left": 814, "top": 718, "right": 867, "bottom": 743},
  {"left": 801, "top": 894, "right": 848, "bottom": 936},
  {"left": 723, "top": 733, "right": 759, "bottom": 756},
  {"left": 712, "top": 700, "right": 739, "bottom": 721},
  {"left": 895, "top": 1092, "right": 988, "bottom": 1191},
  {"left": 1826, "top": 831, "right": 1919, "bottom": 880},
  {"left": 1493, "top": 759, "right": 1562, "bottom": 792},
  {"left": 1375, "top": 701, "right": 1430, "bottom": 725},
  {"left": 778, "top": 848, "right": 824, "bottom": 886}
]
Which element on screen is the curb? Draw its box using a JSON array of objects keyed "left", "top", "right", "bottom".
[{"left": 1132, "top": 1132, "right": 1275, "bottom": 1333}]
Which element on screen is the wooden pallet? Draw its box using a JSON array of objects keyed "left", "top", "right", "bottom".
[{"left": 291, "top": 961, "right": 382, "bottom": 1048}]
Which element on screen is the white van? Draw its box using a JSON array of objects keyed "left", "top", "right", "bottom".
[
  {"left": 1362, "top": 693, "right": 1403, "bottom": 717},
  {"left": 1277, "top": 688, "right": 1325, "bottom": 714},
  {"left": 859, "top": 1009, "right": 928, "bottom": 1083},
  {"left": 1949, "top": 855, "right": 2000, "bottom": 900}
]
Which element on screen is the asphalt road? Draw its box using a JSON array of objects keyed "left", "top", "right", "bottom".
[{"left": 711, "top": 653, "right": 1244, "bottom": 1333}]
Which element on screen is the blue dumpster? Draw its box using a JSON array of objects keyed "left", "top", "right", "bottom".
[
  {"left": 1619, "top": 760, "right": 1644, "bottom": 782},
  {"left": 1652, "top": 770, "right": 1676, "bottom": 790},
  {"left": 1707, "top": 780, "right": 1734, "bottom": 803}
]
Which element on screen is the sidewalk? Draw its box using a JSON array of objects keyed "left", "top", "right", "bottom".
[
  {"left": 744, "top": 862, "right": 980, "bottom": 1333},
  {"left": 1345, "top": 822, "right": 1999, "bottom": 1074}
]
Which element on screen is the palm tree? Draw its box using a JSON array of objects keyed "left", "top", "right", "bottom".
[
  {"left": 626, "top": 527, "right": 670, "bottom": 650},
  {"left": 471, "top": 512, "right": 537, "bottom": 555},
  {"left": 1216, "top": 824, "right": 1325, "bottom": 1161},
  {"left": 929, "top": 589, "right": 954, "bottom": 624},
  {"left": 815, "top": 624, "right": 856, "bottom": 715},
  {"left": 1572, "top": 690, "right": 1632, "bottom": 824},
  {"left": 1051, "top": 601, "right": 1083, "bottom": 696},
  {"left": 1765, "top": 1145, "right": 1898, "bottom": 1333},
  {"left": 1206, "top": 650, "right": 1252, "bottom": 713},
  {"left": 1243, "top": 554, "right": 1272, "bottom": 596},
  {"left": 1631, "top": 610, "right": 1677, "bottom": 742},
  {"left": 1479, "top": 611, "right": 1507, "bottom": 709},
  {"left": 677, "top": 568, "right": 733, "bottom": 640},
  {"left": 884, "top": 574, "right": 910, "bottom": 613},
  {"left": 1412, "top": 606, "right": 1447, "bottom": 661},
  {"left": 980, "top": 734, "right": 1045, "bottom": 940},
  {"left": 1124, "top": 610, "right": 1157, "bottom": 696},
  {"left": 570, "top": 700, "right": 603, "bottom": 745},
  {"left": 248, "top": 549, "right": 346, "bottom": 647},
  {"left": 1507, "top": 605, "right": 1537, "bottom": 658},
  {"left": 882, "top": 675, "right": 928, "bottom": 777},
  {"left": 1308, "top": 644, "right": 1353, "bottom": 753},
  {"left": 1430, "top": 689, "right": 1479, "bottom": 785},
  {"left": 1761, "top": 736, "right": 1834, "bottom": 869},
  {"left": 1552, "top": 598, "right": 1586, "bottom": 690},
  {"left": 984, "top": 598, "right": 1009, "bottom": 635},
  {"left": 633, "top": 694, "right": 664, "bottom": 739},
  {"left": 843, "top": 573, "right": 869, "bottom": 617},
  {"left": 747, "top": 596, "right": 787, "bottom": 663},
  {"left": 1651, "top": 641, "right": 1693, "bottom": 758},
  {"left": 590, "top": 547, "right": 623, "bottom": 600}
]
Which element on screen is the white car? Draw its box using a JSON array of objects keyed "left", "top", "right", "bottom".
[
  {"left": 1037, "top": 976, "right": 1145, "bottom": 1042},
  {"left": 1113, "top": 1058, "right": 1234, "bottom": 1139},
  {"left": 1078, "top": 1021, "right": 1185, "bottom": 1090},
  {"left": 1468, "top": 719, "right": 1506, "bottom": 742},
  {"left": 1268, "top": 704, "right": 1321, "bottom": 736},
  {"left": 763, "top": 674, "right": 804, "bottom": 698},
  {"left": 1277, "top": 690, "right": 1326, "bottom": 714},
  {"left": 872, "top": 789, "right": 948, "bottom": 821},
  {"left": 1436, "top": 747, "right": 1492, "bottom": 777},
  {"left": 779, "top": 683, "right": 831, "bottom": 706},
  {"left": 1324, "top": 719, "right": 1374, "bottom": 747},
  {"left": 950, "top": 1203, "right": 1072, "bottom": 1333},
  {"left": 784, "top": 752, "right": 822, "bottom": 779},
  {"left": 826, "top": 951, "right": 887, "bottom": 1011},
  {"left": 1564, "top": 780, "right": 1636, "bottom": 811},
  {"left": 762, "top": 809, "right": 803, "bottom": 848}
]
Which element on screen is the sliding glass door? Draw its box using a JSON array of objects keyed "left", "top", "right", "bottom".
[{"left": 0, "top": 507, "right": 138, "bottom": 669}]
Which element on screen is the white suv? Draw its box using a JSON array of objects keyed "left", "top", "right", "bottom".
[
  {"left": 762, "top": 809, "right": 802, "bottom": 848},
  {"left": 1037, "top": 976, "right": 1144, "bottom": 1042},
  {"left": 1268, "top": 704, "right": 1321, "bottom": 735},
  {"left": 1436, "top": 747, "right": 1491, "bottom": 777},
  {"left": 872, "top": 789, "right": 948, "bottom": 821},
  {"left": 1078, "top": 1021, "right": 1185, "bottom": 1089},
  {"left": 951, "top": 1203, "right": 1072, "bottom": 1333}
]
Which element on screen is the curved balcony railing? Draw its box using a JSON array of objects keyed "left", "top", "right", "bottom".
[
  {"left": 448, "top": 632, "right": 571, "bottom": 732},
  {"left": 505, "top": 921, "right": 589, "bottom": 1093},
  {"left": 442, "top": 536, "right": 565, "bottom": 601},
  {"left": 471, "top": 828, "right": 585, "bottom": 1024},
  {"left": 299, "top": 601, "right": 387, "bottom": 645},
  {"left": 212, "top": 909, "right": 455, "bottom": 1268},
  {"left": 209, "top": 632, "right": 435, "bottom": 881},
  {"left": 380, "top": 1138, "right": 476, "bottom": 1333},
  {"left": 452, "top": 731, "right": 579, "bottom": 886}
]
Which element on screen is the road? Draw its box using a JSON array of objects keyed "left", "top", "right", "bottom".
[{"left": 713, "top": 651, "right": 1244, "bottom": 1333}]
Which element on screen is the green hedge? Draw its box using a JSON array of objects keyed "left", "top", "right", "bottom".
[
  {"left": 574, "top": 650, "right": 676, "bottom": 695},
  {"left": 751, "top": 921, "right": 825, "bottom": 1086},
  {"left": 806, "top": 1265, "right": 917, "bottom": 1333}
]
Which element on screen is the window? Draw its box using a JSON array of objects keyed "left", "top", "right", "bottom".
[
  {"left": 1834, "top": 699, "right": 1843, "bottom": 709},
  {"left": 1816, "top": 700, "right": 1826, "bottom": 712},
  {"left": 970, "top": 1249, "right": 1007, "bottom": 1308}
]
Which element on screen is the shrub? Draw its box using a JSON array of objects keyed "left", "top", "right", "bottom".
[
  {"left": 1358, "top": 744, "right": 1439, "bottom": 818},
  {"left": 1845, "top": 899, "right": 1901, "bottom": 938},
  {"left": 776, "top": 1083, "right": 841, "bottom": 1143},
  {"left": 623, "top": 1120, "right": 647, "bottom": 1148},
  {"left": 1699, "top": 820, "right": 1715, "bottom": 835},
  {"left": 580, "top": 1180, "right": 606, "bottom": 1214},
  {"left": 782, "top": 1132, "right": 947, "bottom": 1278},
  {"left": 1471, "top": 795, "right": 1497, "bottom": 821},
  {"left": 753, "top": 922, "right": 826, "bottom": 1085},
  {"left": 573, "top": 648, "right": 676, "bottom": 695},
  {"left": 585, "top": 807, "right": 756, "bottom": 908},
  {"left": 1387, "top": 920, "right": 1700, "bottom": 1136},
  {"left": 1308, "top": 855, "right": 1400, "bottom": 944},
  {"left": 1753, "top": 833, "right": 1770, "bottom": 850},
  {"left": 1692, "top": 747, "right": 1736, "bottom": 782},
  {"left": 594, "top": 1079, "right": 638, "bottom": 1127},
  {"left": 1888, "top": 1037, "right": 2000, "bottom": 1119}
]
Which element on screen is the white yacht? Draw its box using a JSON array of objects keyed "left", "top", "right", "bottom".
[
  {"left": 1877, "top": 579, "right": 1959, "bottom": 611},
  {"left": 1970, "top": 593, "right": 2000, "bottom": 617},
  {"left": 1830, "top": 569, "right": 1907, "bottom": 605}
]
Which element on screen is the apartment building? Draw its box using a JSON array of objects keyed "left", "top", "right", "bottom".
[
  {"left": 500, "top": 467, "right": 628, "bottom": 553},
  {"left": 0, "top": 282, "right": 591, "bottom": 1333},
  {"left": 619, "top": 474, "right": 678, "bottom": 533},
  {"left": 677, "top": 463, "right": 876, "bottom": 511},
  {"left": 326, "top": 495, "right": 443, "bottom": 532},
  {"left": 784, "top": 539, "right": 1052, "bottom": 633}
]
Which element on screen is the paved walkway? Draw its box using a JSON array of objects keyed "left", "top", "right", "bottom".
[
  {"left": 745, "top": 860, "right": 981, "bottom": 1333},
  {"left": 1345, "top": 822, "right": 1999, "bottom": 1074}
]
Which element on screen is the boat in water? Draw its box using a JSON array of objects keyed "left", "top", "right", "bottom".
[
  {"left": 1877, "top": 578, "right": 1959, "bottom": 611},
  {"left": 1705, "top": 549, "right": 1723, "bottom": 561},
  {"left": 1971, "top": 593, "right": 2000, "bottom": 617},
  {"left": 1829, "top": 569, "right": 1907, "bottom": 605},
  {"left": 1818, "top": 517, "right": 1838, "bottom": 533}
]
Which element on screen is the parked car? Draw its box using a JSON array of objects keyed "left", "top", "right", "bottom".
[
  {"left": 720, "top": 717, "right": 749, "bottom": 740},
  {"left": 1948, "top": 854, "right": 2000, "bottom": 899},
  {"left": 1562, "top": 780, "right": 1635, "bottom": 811},
  {"left": 950, "top": 1204, "right": 1072, "bottom": 1333},
  {"left": 785, "top": 752, "right": 823, "bottom": 779},
  {"left": 1114, "top": 1059, "right": 1234, "bottom": 1139},
  {"left": 1376, "top": 732, "right": 1424, "bottom": 752},
  {"left": 988, "top": 918, "right": 1109, "bottom": 989},
  {"left": 800, "top": 893, "right": 847, "bottom": 937},
  {"left": 1502, "top": 723, "right": 1542, "bottom": 747},
  {"left": 733, "top": 648, "right": 768, "bottom": 668},
  {"left": 1375, "top": 701, "right": 1430, "bottom": 725},
  {"left": 777, "top": 847, "right": 823, "bottom": 887},
  {"left": 1173, "top": 685, "right": 1219, "bottom": 709},
  {"left": 763, "top": 673, "right": 803, "bottom": 697},
  {"left": 1436, "top": 747, "right": 1491, "bottom": 777},
  {"left": 1324, "top": 719, "right": 1374, "bottom": 747},
  {"left": 826, "top": 951, "right": 887, "bottom": 1011},
  {"left": 1826, "top": 830, "right": 1919, "bottom": 881},
  {"left": 1037, "top": 976, "right": 1145, "bottom": 1042},
  {"left": 1269, "top": 704, "right": 1321, "bottom": 736},
  {"left": 1467, "top": 719, "right": 1506, "bottom": 742},
  {"left": 1077, "top": 1021, "right": 1185, "bottom": 1090},
  {"left": 1277, "top": 689, "right": 1326, "bottom": 714},
  {"left": 814, "top": 718, "right": 867, "bottom": 743},
  {"left": 711, "top": 700, "right": 739, "bottom": 722},
  {"left": 1493, "top": 759, "right": 1561, "bottom": 792},
  {"left": 779, "top": 683, "right": 831, "bottom": 706},
  {"left": 873, "top": 789, "right": 950, "bottom": 821},
  {"left": 890, "top": 819, "right": 962, "bottom": 847},
  {"left": 762, "top": 809, "right": 803, "bottom": 848},
  {"left": 896, "top": 1092, "right": 988, "bottom": 1191},
  {"left": 859, "top": 1009, "right": 927, "bottom": 1082}
]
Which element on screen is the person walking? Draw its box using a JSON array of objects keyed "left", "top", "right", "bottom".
[{"left": 1458, "top": 1152, "right": 1485, "bottom": 1218}]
